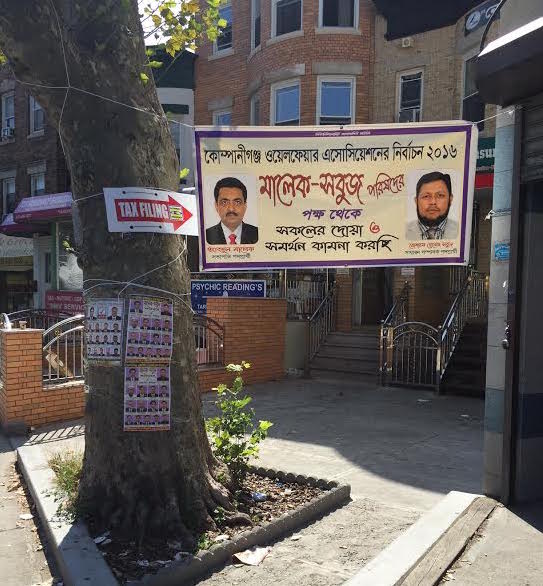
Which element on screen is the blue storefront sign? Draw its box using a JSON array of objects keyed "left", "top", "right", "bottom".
[
  {"left": 191, "top": 280, "right": 267, "bottom": 313},
  {"left": 494, "top": 241, "right": 510, "bottom": 262}
]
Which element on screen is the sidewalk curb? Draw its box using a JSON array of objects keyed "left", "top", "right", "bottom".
[
  {"left": 16, "top": 442, "right": 117, "bottom": 586},
  {"left": 344, "top": 491, "right": 495, "bottom": 586}
]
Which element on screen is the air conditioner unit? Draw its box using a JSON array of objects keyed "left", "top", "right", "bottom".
[
  {"left": 401, "top": 37, "right": 413, "bottom": 48},
  {"left": 1, "top": 127, "right": 14, "bottom": 139}
]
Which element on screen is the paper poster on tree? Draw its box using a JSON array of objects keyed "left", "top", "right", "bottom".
[{"left": 194, "top": 122, "right": 478, "bottom": 271}]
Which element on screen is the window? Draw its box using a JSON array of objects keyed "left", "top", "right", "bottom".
[
  {"left": 2, "top": 176, "right": 15, "bottom": 218},
  {"left": 272, "top": 81, "right": 300, "bottom": 125},
  {"left": 318, "top": 77, "right": 354, "bottom": 125},
  {"left": 29, "top": 96, "right": 44, "bottom": 134},
  {"left": 213, "top": 109, "right": 232, "bottom": 126},
  {"left": 398, "top": 71, "right": 422, "bottom": 122},
  {"left": 30, "top": 172, "right": 45, "bottom": 196},
  {"left": 273, "top": 0, "right": 302, "bottom": 37},
  {"left": 250, "top": 95, "right": 261, "bottom": 125},
  {"left": 215, "top": 2, "right": 232, "bottom": 52},
  {"left": 252, "top": 0, "right": 261, "bottom": 49},
  {"left": 1, "top": 92, "right": 15, "bottom": 137},
  {"left": 320, "top": 0, "right": 356, "bottom": 27},
  {"left": 462, "top": 56, "right": 485, "bottom": 130}
]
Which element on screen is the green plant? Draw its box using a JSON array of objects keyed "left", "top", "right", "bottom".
[
  {"left": 48, "top": 450, "right": 83, "bottom": 520},
  {"left": 206, "top": 362, "right": 273, "bottom": 487}
]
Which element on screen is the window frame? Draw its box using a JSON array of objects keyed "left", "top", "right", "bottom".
[
  {"left": 251, "top": 0, "right": 262, "bottom": 50},
  {"left": 396, "top": 68, "right": 424, "bottom": 123},
  {"left": 214, "top": 1, "right": 233, "bottom": 54},
  {"left": 29, "top": 95, "right": 45, "bottom": 135},
  {"left": 1, "top": 174, "right": 16, "bottom": 218},
  {"left": 213, "top": 109, "right": 232, "bottom": 126},
  {"left": 1, "top": 91, "right": 15, "bottom": 133},
  {"left": 270, "top": 79, "right": 301, "bottom": 126},
  {"left": 271, "top": 0, "right": 303, "bottom": 39},
  {"left": 318, "top": 0, "right": 358, "bottom": 29},
  {"left": 316, "top": 75, "right": 356, "bottom": 126},
  {"left": 30, "top": 171, "right": 46, "bottom": 197},
  {"left": 250, "top": 94, "right": 261, "bottom": 126}
]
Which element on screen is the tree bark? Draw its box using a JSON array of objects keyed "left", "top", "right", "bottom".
[{"left": 0, "top": 0, "right": 231, "bottom": 541}]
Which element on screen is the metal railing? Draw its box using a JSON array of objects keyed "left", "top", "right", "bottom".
[
  {"left": 305, "top": 286, "right": 336, "bottom": 373},
  {"left": 193, "top": 314, "right": 224, "bottom": 367},
  {"left": 439, "top": 270, "right": 488, "bottom": 377},
  {"left": 43, "top": 315, "right": 85, "bottom": 385},
  {"left": 380, "top": 270, "right": 488, "bottom": 390},
  {"left": 268, "top": 279, "right": 326, "bottom": 319},
  {"left": 2, "top": 308, "right": 71, "bottom": 330},
  {"left": 379, "top": 281, "right": 410, "bottom": 385}
]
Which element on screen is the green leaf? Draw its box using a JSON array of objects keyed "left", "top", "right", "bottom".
[
  {"left": 179, "top": 168, "right": 190, "bottom": 179},
  {"left": 140, "top": 72, "right": 149, "bottom": 84},
  {"left": 147, "top": 60, "right": 164, "bottom": 69}
]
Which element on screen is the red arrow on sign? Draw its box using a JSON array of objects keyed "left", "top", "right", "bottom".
[{"left": 114, "top": 195, "right": 193, "bottom": 232}]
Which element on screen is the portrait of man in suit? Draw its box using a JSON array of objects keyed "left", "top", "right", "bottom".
[{"left": 206, "top": 177, "right": 258, "bottom": 245}]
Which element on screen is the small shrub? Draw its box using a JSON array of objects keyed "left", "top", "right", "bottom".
[
  {"left": 48, "top": 450, "right": 83, "bottom": 520},
  {"left": 206, "top": 362, "right": 273, "bottom": 487}
]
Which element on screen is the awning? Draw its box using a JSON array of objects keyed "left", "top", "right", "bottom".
[
  {"left": 0, "top": 213, "right": 46, "bottom": 236},
  {"left": 373, "top": 0, "right": 484, "bottom": 40},
  {"left": 13, "top": 192, "right": 73, "bottom": 223}
]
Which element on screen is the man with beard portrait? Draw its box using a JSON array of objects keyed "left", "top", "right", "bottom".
[{"left": 406, "top": 172, "right": 458, "bottom": 240}]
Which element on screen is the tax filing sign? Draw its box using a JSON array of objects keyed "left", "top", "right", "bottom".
[
  {"left": 104, "top": 188, "right": 198, "bottom": 235},
  {"left": 194, "top": 122, "right": 478, "bottom": 270}
]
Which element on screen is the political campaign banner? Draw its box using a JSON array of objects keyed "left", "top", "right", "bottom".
[
  {"left": 194, "top": 122, "right": 478, "bottom": 271},
  {"left": 104, "top": 187, "right": 198, "bottom": 235},
  {"left": 124, "top": 366, "right": 170, "bottom": 431},
  {"left": 125, "top": 296, "right": 173, "bottom": 364},
  {"left": 85, "top": 299, "right": 124, "bottom": 361},
  {"left": 190, "top": 279, "right": 266, "bottom": 313}
]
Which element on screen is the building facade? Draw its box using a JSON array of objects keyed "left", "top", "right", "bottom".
[
  {"left": 196, "top": 0, "right": 376, "bottom": 127},
  {"left": 194, "top": 1, "right": 497, "bottom": 341},
  {"left": 0, "top": 65, "right": 70, "bottom": 313}
]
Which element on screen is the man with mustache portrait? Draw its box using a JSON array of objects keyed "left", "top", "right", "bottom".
[
  {"left": 406, "top": 172, "right": 459, "bottom": 240},
  {"left": 205, "top": 177, "right": 258, "bottom": 245}
]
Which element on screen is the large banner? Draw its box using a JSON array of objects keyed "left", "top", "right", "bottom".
[{"left": 194, "top": 123, "right": 477, "bottom": 271}]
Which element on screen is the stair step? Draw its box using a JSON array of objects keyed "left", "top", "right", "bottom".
[
  {"left": 318, "top": 347, "right": 379, "bottom": 360},
  {"left": 310, "top": 356, "right": 378, "bottom": 374},
  {"left": 310, "top": 368, "right": 378, "bottom": 382},
  {"left": 326, "top": 334, "right": 380, "bottom": 347}
]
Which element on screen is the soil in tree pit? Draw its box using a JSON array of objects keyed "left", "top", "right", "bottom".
[{"left": 91, "top": 474, "right": 325, "bottom": 583}]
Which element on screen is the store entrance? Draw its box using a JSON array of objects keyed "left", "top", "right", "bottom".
[{"left": 352, "top": 268, "right": 392, "bottom": 327}]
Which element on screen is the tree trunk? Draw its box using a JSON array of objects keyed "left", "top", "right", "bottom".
[{"left": 0, "top": 0, "right": 231, "bottom": 541}]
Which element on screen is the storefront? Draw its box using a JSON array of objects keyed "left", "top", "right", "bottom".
[
  {"left": 1, "top": 192, "right": 83, "bottom": 313},
  {"left": 0, "top": 225, "right": 34, "bottom": 313}
]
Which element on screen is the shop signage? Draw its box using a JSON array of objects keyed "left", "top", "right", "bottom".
[
  {"left": 476, "top": 137, "right": 495, "bottom": 172},
  {"left": 104, "top": 187, "right": 198, "bottom": 235},
  {"left": 464, "top": 0, "right": 500, "bottom": 36},
  {"left": 191, "top": 279, "right": 266, "bottom": 313},
  {"left": 400, "top": 267, "right": 415, "bottom": 276},
  {"left": 0, "top": 233, "right": 33, "bottom": 258},
  {"left": 195, "top": 123, "right": 478, "bottom": 271},
  {"left": 494, "top": 241, "right": 510, "bottom": 261},
  {"left": 45, "top": 290, "right": 84, "bottom": 314},
  {"left": 13, "top": 192, "right": 73, "bottom": 222}
]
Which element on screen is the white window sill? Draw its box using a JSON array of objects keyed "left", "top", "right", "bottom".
[
  {"left": 266, "top": 29, "right": 304, "bottom": 46},
  {"left": 28, "top": 129, "right": 45, "bottom": 139},
  {"left": 315, "top": 26, "right": 361, "bottom": 36},
  {"left": 208, "top": 47, "right": 234, "bottom": 61},
  {"left": 247, "top": 44, "right": 262, "bottom": 61}
]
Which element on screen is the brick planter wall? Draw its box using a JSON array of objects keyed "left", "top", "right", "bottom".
[
  {"left": 0, "top": 329, "right": 85, "bottom": 432},
  {"left": 335, "top": 273, "right": 353, "bottom": 332},
  {"left": 199, "top": 298, "right": 287, "bottom": 392}
]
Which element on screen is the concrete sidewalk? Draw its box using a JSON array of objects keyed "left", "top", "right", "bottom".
[
  {"left": 14, "top": 377, "right": 485, "bottom": 585},
  {"left": 0, "top": 433, "right": 58, "bottom": 586},
  {"left": 439, "top": 503, "right": 543, "bottom": 585}
]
